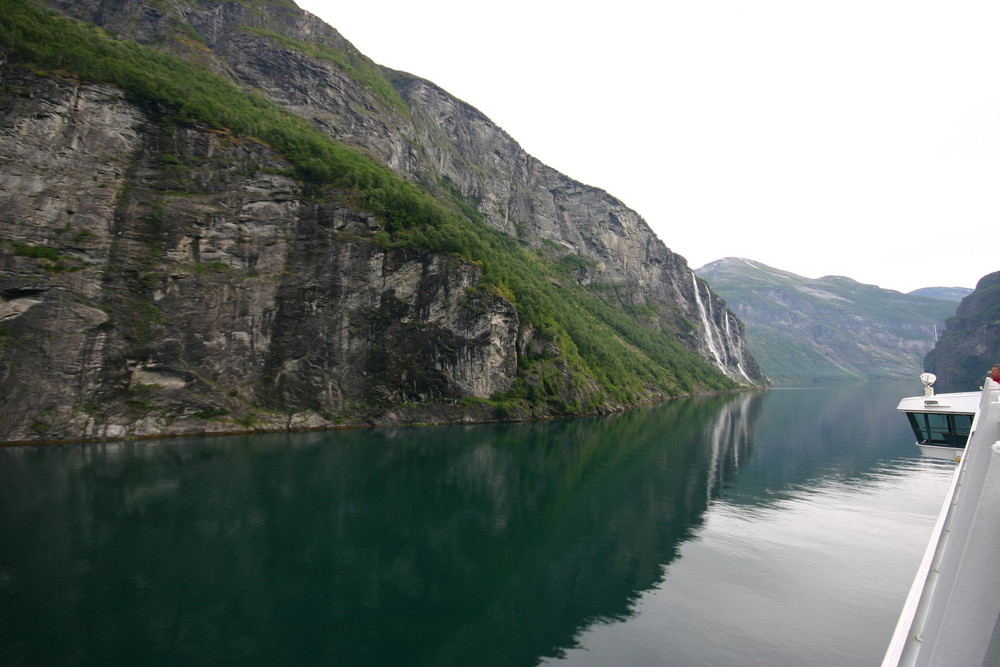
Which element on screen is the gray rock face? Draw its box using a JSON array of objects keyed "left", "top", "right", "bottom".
[
  {"left": 47, "top": 0, "right": 758, "bottom": 382},
  {"left": 0, "top": 71, "right": 518, "bottom": 441},
  {"left": 0, "top": 1, "right": 765, "bottom": 443}
]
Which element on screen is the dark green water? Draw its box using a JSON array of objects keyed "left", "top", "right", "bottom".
[{"left": 0, "top": 383, "right": 954, "bottom": 666}]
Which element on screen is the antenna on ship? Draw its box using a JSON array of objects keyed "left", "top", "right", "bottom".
[{"left": 920, "top": 372, "right": 936, "bottom": 397}]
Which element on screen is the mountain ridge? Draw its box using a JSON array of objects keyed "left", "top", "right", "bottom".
[{"left": 908, "top": 286, "right": 973, "bottom": 302}]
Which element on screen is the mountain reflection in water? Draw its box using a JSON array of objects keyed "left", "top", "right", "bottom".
[{"left": 0, "top": 383, "right": 951, "bottom": 666}]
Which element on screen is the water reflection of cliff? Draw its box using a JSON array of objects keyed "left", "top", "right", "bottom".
[
  {"left": 721, "top": 382, "right": 935, "bottom": 509},
  {"left": 0, "top": 392, "right": 765, "bottom": 667}
]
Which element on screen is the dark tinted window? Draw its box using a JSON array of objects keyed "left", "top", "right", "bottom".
[{"left": 906, "top": 412, "right": 973, "bottom": 447}]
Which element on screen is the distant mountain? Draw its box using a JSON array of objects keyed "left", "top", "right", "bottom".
[
  {"left": 925, "top": 271, "right": 1000, "bottom": 389},
  {"left": 908, "top": 287, "right": 973, "bottom": 302},
  {"left": 696, "top": 258, "right": 958, "bottom": 384}
]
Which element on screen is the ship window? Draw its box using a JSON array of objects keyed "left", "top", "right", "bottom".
[
  {"left": 906, "top": 412, "right": 974, "bottom": 447},
  {"left": 953, "top": 414, "right": 974, "bottom": 438}
]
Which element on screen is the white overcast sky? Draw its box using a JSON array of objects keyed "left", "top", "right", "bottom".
[{"left": 297, "top": 0, "right": 999, "bottom": 293}]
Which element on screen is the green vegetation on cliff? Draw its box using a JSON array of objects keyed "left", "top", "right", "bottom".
[
  {"left": 0, "top": 0, "right": 734, "bottom": 422},
  {"left": 239, "top": 26, "right": 408, "bottom": 112}
]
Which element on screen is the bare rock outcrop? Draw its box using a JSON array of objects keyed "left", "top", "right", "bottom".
[{"left": 0, "top": 70, "right": 519, "bottom": 441}]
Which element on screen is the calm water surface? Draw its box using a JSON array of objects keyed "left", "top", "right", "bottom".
[{"left": 0, "top": 383, "right": 955, "bottom": 666}]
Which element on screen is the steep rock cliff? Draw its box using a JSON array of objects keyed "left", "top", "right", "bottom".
[
  {"left": 925, "top": 271, "right": 1000, "bottom": 388},
  {"left": 0, "top": 0, "right": 764, "bottom": 443},
  {"left": 37, "top": 0, "right": 760, "bottom": 383},
  {"left": 0, "top": 70, "right": 524, "bottom": 440}
]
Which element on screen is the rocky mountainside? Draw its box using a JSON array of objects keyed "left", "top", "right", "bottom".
[
  {"left": 0, "top": 0, "right": 764, "bottom": 443},
  {"left": 696, "top": 258, "right": 958, "bottom": 384},
  {"left": 924, "top": 271, "right": 1000, "bottom": 389}
]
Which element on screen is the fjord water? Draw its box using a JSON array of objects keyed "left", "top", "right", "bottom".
[{"left": 0, "top": 383, "right": 954, "bottom": 666}]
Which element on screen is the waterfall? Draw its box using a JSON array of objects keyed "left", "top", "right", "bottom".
[
  {"left": 691, "top": 273, "right": 756, "bottom": 383},
  {"left": 692, "top": 273, "right": 724, "bottom": 369},
  {"left": 723, "top": 312, "right": 753, "bottom": 383}
]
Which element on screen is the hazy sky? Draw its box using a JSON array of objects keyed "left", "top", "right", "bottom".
[{"left": 297, "top": 0, "right": 998, "bottom": 293}]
